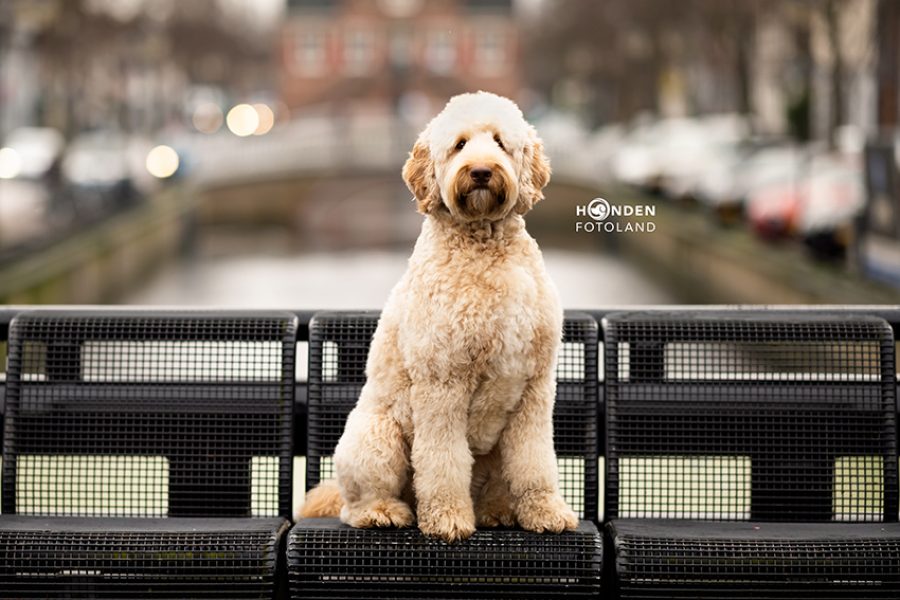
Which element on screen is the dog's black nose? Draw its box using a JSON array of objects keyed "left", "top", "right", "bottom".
[{"left": 469, "top": 167, "right": 492, "bottom": 185}]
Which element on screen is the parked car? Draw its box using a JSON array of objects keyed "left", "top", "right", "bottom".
[
  {"left": 61, "top": 131, "right": 144, "bottom": 217},
  {"left": 797, "top": 156, "right": 864, "bottom": 259},
  {"left": 693, "top": 141, "right": 799, "bottom": 223},
  {"left": 611, "top": 117, "right": 682, "bottom": 189},
  {"left": 1, "top": 127, "right": 64, "bottom": 179},
  {"left": 611, "top": 114, "right": 747, "bottom": 197},
  {"left": 656, "top": 114, "right": 748, "bottom": 200},
  {"left": 585, "top": 123, "right": 626, "bottom": 184},
  {"left": 746, "top": 152, "right": 864, "bottom": 258}
]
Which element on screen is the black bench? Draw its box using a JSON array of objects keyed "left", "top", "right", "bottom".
[
  {"left": 602, "top": 311, "right": 900, "bottom": 599},
  {"left": 0, "top": 311, "right": 298, "bottom": 599},
  {"left": 289, "top": 311, "right": 604, "bottom": 598}
]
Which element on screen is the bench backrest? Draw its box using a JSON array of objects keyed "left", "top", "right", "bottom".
[
  {"left": 1, "top": 311, "right": 297, "bottom": 518},
  {"left": 603, "top": 311, "right": 898, "bottom": 522},
  {"left": 306, "top": 311, "right": 601, "bottom": 520}
]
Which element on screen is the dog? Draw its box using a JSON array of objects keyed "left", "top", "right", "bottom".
[{"left": 300, "top": 91, "right": 578, "bottom": 543}]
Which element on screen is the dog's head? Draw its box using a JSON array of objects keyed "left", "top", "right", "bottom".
[{"left": 402, "top": 91, "right": 551, "bottom": 222}]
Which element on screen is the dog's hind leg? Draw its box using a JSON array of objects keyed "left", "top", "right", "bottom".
[{"left": 334, "top": 388, "right": 414, "bottom": 529}]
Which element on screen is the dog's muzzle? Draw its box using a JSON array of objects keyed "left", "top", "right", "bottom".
[{"left": 452, "top": 164, "right": 511, "bottom": 220}]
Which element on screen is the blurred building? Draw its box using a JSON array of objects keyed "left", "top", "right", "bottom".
[{"left": 279, "top": 0, "right": 521, "bottom": 116}]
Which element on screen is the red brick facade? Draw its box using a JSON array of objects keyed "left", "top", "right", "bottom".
[{"left": 279, "top": 0, "right": 520, "bottom": 115}]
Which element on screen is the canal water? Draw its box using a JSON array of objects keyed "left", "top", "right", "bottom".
[
  {"left": 124, "top": 170, "right": 675, "bottom": 308},
  {"left": 125, "top": 247, "right": 674, "bottom": 308}
]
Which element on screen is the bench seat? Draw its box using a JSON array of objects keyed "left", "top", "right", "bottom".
[
  {"left": 0, "top": 516, "right": 289, "bottom": 599},
  {"left": 289, "top": 517, "right": 602, "bottom": 599},
  {"left": 609, "top": 518, "right": 900, "bottom": 599}
]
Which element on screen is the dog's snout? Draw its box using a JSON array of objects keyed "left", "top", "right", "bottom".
[{"left": 469, "top": 166, "right": 492, "bottom": 186}]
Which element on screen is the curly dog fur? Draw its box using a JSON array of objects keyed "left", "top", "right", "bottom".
[{"left": 300, "top": 91, "right": 578, "bottom": 542}]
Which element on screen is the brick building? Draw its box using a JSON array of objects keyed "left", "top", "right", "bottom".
[{"left": 279, "top": 0, "right": 521, "bottom": 115}]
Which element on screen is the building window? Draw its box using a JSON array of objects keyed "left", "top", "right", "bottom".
[
  {"left": 425, "top": 29, "right": 456, "bottom": 75},
  {"left": 473, "top": 27, "right": 506, "bottom": 76},
  {"left": 293, "top": 29, "right": 327, "bottom": 77},
  {"left": 344, "top": 29, "right": 376, "bottom": 76},
  {"left": 389, "top": 28, "right": 412, "bottom": 70}
]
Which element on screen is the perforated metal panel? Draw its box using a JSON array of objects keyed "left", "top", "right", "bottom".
[
  {"left": 2, "top": 311, "right": 298, "bottom": 518},
  {"left": 603, "top": 311, "right": 900, "bottom": 599},
  {"left": 0, "top": 517, "right": 288, "bottom": 599},
  {"left": 0, "top": 311, "right": 297, "bottom": 599},
  {"left": 288, "top": 518, "right": 602, "bottom": 599},
  {"left": 604, "top": 312, "right": 897, "bottom": 522},
  {"left": 610, "top": 519, "right": 900, "bottom": 599},
  {"left": 305, "top": 312, "right": 378, "bottom": 499},
  {"left": 306, "top": 311, "right": 599, "bottom": 520}
]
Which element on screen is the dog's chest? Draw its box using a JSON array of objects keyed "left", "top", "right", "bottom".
[
  {"left": 437, "top": 260, "right": 539, "bottom": 370},
  {"left": 465, "top": 375, "right": 527, "bottom": 455}
]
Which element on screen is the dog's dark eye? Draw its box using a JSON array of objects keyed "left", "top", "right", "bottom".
[
  {"left": 455, "top": 139, "right": 467, "bottom": 151},
  {"left": 494, "top": 134, "right": 505, "bottom": 151}
]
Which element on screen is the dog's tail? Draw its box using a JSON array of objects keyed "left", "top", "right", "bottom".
[{"left": 296, "top": 479, "right": 343, "bottom": 519}]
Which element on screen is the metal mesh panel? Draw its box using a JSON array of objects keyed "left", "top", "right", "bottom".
[
  {"left": 604, "top": 312, "right": 897, "bottom": 522},
  {"left": 2, "top": 311, "right": 298, "bottom": 518},
  {"left": 288, "top": 518, "right": 602, "bottom": 599},
  {"left": 306, "top": 311, "right": 599, "bottom": 520},
  {"left": 306, "top": 312, "right": 378, "bottom": 498},
  {"left": 0, "top": 516, "right": 287, "bottom": 599},
  {"left": 610, "top": 519, "right": 900, "bottom": 599}
]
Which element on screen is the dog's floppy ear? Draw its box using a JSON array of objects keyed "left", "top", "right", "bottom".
[
  {"left": 516, "top": 131, "right": 551, "bottom": 215},
  {"left": 402, "top": 139, "right": 441, "bottom": 215}
]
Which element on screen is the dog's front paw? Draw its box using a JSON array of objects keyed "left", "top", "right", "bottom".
[
  {"left": 418, "top": 501, "right": 476, "bottom": 543},
  {"left": 342, "top": 498, "right": 415, "bottom": 528},
  {"left": 515, "top": 490, "right": 578, "bottom": 533}
]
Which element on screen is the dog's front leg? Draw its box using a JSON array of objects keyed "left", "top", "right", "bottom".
[
  {"left": 411, "top": 380, "right": 476, "bottom": 542},
  {"left": 500, "top": 373, "right": 578, "bottom": 533}
]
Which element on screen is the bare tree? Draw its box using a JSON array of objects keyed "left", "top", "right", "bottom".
[
  {"left": 523, "top": 0, "right": 777, "bottom": 125},
  {"left": 28, "top": 0, "right": 274, "bottom": 136},
  {"left": 825, "top": 0, "right": 844, "bottom": 148}
]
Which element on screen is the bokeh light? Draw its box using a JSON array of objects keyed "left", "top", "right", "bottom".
[
  {"left": 192, "top": 102, "right": 224, "bottom": 134},
  {"left": 253, "top": 103, "right": 275, "bottom": 135},
  {"left": 226, "top": 104, "right": 259, "bottom": 137},
  {"left": 145, "top": 145, "right": 180, "bottom": 179},
  {"left": 0, "top": 147, "right": 23, "bottom": 179}
]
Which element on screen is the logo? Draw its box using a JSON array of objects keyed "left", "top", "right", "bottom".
[
  {"left": 575, "top": 197, "right": 657, "bottom": 233},
  {"left": 587, "top": 198, "right": 611, "bottom": 221}
]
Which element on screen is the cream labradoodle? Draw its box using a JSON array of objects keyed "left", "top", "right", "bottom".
[{"left": 300, "top": 91, "right": 577, "bottom": 542}]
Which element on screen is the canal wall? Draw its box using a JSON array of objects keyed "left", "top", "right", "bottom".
[
  {"left": 545, "top": 179, "right": 900, "bottom": 304},
  {"left": 0, "top": 185, "right": 193, "bottom": 304}
]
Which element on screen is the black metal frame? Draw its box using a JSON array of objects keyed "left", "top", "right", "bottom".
[
  {"left": 288, "top": 518, "right": 603, "bottom": 599},
  {"left": 290, "top": 310, "right": 603, "bottom": 598},
  {"left": 0, "top": 306, "right": 897, "bottom": 599},
  {"left": 603, "top": 311, "right": 899, "bottom": 522},
  {"left": 602, "top": 310, "right": 900, "bottom": 599},
  {"left": 304, "top": 310, "right": 601, "bottom": 520},
  {"left": 2, "top": 310, "right": 298, "bottom": 518},
  {"left": 0, "top": 305, "right": 897, "bottom": 456},
  {"left": 0, "top": 310, "right": 298, "bottom": 599}
]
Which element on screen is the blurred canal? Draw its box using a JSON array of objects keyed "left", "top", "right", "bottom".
[
  {"left": 123, "top": 177, "right": 676, "bottom": 308},
  {"left": 124, "top": 247, "right": 675, "bottom": 308}
]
